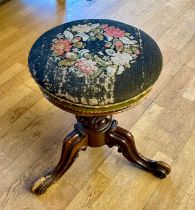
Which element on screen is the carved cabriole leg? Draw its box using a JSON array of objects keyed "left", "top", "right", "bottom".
[
  {"left": 30, "top": 129, "right": 88, "bottom": 195},
  {"left": 106, "top": 120, "right": 171, "bottom": 178}
]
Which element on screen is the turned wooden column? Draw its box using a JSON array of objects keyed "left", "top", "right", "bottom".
[{"left": 76, "top": 115, "right": 112, "bottom": 147}]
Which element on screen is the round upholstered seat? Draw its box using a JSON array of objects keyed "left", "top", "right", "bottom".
[{"left": 28, "top": 19, "right": 162, "bottom": 115}]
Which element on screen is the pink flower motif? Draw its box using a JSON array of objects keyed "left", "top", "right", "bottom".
[
  {"left": 75, "top": 58, "right": 98, "bottom": 75},
  {"left": 115, "top": 41, "right": 123, "bottom": 48},
  {"left": 104, "top": 26, "right": 125, "bottom": 38},
  {"left": 51, "top": 39, "right": 72, "bottom": 56},
  {"left": 65, "top": 52, "right": 72, "bottom": 59},
  {"left": 135, "top": 49, "right": 140, "bottom": 55},
  {"left": 114, "top": 40, "right": 124, "bottom": 51}
]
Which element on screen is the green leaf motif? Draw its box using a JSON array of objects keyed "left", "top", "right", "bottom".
[
  {"left": 73, "top": 42, "right": 83, "bottom": 48},
  {"left": 89, "top": 69, "right": 102, "bottom": 79},
  {"left": 94, "top": 55, "right": 112, "bottom": 67},
  {"left": 131, "top": 47, "right": 138, "bottom": 53},
  {"left": 59, "top": 59, "right": 76, "bottom": 67},
  {"left": 84, "top": 53, "right": 93, "bottom": 60},
  {"left": 74, "top": 71, "right": 85, "bottom": 78},
  {"left": 124, "top": 48, "right": 132, "bottom": 54},
  {"left": 96, "top": 34, "right": 104, "bottom": 41},
  {"left": 79, "top": 49, "right": 90, "bottom": 58}
]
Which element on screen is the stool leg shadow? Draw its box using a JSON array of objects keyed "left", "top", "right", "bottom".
[
  {"left": 30, "top": 130, "right": 88, "bottom": 195},
  {"left": 106, "top": 121, "right": 171, "bottom": 178}
]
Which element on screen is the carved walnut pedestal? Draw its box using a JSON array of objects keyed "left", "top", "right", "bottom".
[
  {"left": 28, "top": 19, "right": 171, "bottom": 195},
  {"left": 30, "top": 116, "right": 171, "bottom": 195}
]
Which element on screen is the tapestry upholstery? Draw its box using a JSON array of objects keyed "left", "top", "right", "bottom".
[{"left": 28, "top": 19, "right": 162, "bottom": 109}]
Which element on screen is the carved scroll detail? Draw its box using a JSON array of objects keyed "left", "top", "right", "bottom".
[{"left": 76, "top": 115, "right": 112, "bottom": 131}]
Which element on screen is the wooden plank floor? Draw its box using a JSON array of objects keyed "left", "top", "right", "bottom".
[{"left": 0, "top": 0, "right": 194, "bottom": 209}]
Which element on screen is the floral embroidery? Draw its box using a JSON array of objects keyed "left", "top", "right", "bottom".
[
  {"left": 46, "top": 21, "right": 142, "bottom": 105},
  {"left": 75, "top": 58, "right": 98, "bottom": 75},
  {"left": 111, "top": 52, "right": 133, "bottom": 66},
  {"left": 71, "top": 23, "right": 100, "bottom": 33},
  {"left": 51, "top": 22, "right": 140, "bottom": 77},
  {"left": 104, "top": 26, "right": 125, "bottom": 38},
  {"left": 51, "top": 39, "right": 72, "bottom": 55},
  {"left": 114, "top": 40, "right": 123, "bottom": 50}
]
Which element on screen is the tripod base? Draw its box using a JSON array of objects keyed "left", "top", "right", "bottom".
[{"left": 30, "top": 116, "right": 171, "bottom": 195}]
